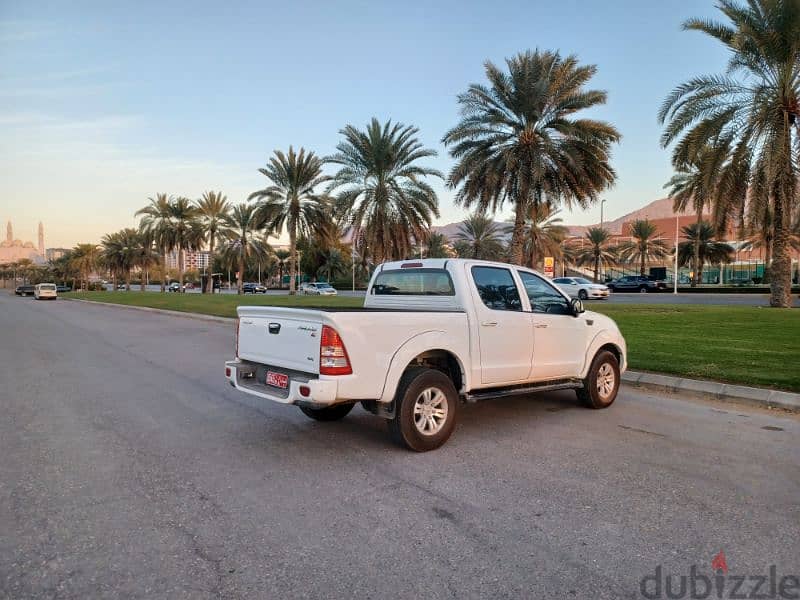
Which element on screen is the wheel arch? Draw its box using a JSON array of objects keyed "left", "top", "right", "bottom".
[
  {"left": 379, "top": 333, "right": 469, "bottom": 403},
  {"left": 581, "top": 332, "right": 626, "bottom": 378}
]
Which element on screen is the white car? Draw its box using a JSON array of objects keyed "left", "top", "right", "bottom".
[
  {"left": 226, "top": 259, "right": 626, "bottom": 451},
  {"left": 553, "top": 277, "right": 610, "bottom": 300},
  {"left": 302, "top": 282, "right": 338, "bottom": 296},
  {"left": 34, "top": 282, "right": 57, "bottom": 300}
]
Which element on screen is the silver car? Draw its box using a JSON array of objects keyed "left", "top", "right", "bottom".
[
  {"left": 302, "top": 282, "right": 338, "bottom": 296},
  {"left": 553, "top": 277, "right": 610, "bottom": 300}
]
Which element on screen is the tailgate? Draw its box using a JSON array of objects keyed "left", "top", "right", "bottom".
[{"left": 237, "top": 307, "right": 322, "bottom": 373}]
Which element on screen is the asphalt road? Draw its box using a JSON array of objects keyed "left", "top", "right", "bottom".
[{"left": 1, "top": 294, "right": 798, "bottom": 599}]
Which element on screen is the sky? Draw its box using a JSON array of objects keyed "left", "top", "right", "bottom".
[{"left": 0, "top": 0, "right": 730, "bottom": 249}]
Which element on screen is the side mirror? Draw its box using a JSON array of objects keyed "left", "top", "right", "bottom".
[{"left": 571, "top": 298, "right": 585, "bottom": 316}]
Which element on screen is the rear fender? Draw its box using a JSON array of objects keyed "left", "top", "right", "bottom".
[{"left": 379, "top": 331, "right": 470, "bottom": 403}]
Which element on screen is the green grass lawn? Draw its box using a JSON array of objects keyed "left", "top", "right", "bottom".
[{"left": 66, "top": 292, "right": 800, "bottom": 392}]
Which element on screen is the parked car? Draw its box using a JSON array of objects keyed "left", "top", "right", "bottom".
[
  {"left": 14, "top": 284, "right": 35, "bottom": 296},
  {"left": 226, "top": 258, "right": 627, "bottom": 451},
  {"left": 607, "top": 275, "right": 667, "bottom": 293},
  {"left": 56, "top": 285, "right": 72, "bottom": 293},
  {"left": 34, "top": 282, "right": 57, "bottom": 300},
  {"left": 168, "top": 282, "right": 181, "bottom": 292},
  {"left": 242, "top": 282, "right": 267, "bottom": 294},
  {"left": 301, "top": 282, "right": 338, "bottom": 296},
  {"left": 553, "top": 277, "right": 609, "bottom": 300}
]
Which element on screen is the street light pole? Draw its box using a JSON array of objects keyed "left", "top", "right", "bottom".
[
  {"left": 673, "top": 213, "right": 679, "bottom": 295},
  {"left": 600, "top": 198, "right": 607, "bottom": 229}
]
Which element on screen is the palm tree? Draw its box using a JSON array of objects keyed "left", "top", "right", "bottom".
[
  {"left": 249, "top": 147, "right": 328, "bottom": 294},
  {"left": 678, "top": 221, "right": 735, "bottom": 284},
  {"left": 196, "top": 191, "right": 230, "bottom": 293},
  {"left": 658, "top": 0, "right": 800, "bottom": 307},
  {"left": 134, "top": 235, "right": 159, "bottom": 291},
  {"left": 574, "top": 227, "right": 617, "bottom": 283},
  {"left": 136, "top": 194, "right": 174, "bottom": 292},
  {"left": 422, "top": 232, "right": 451, "bottom": 259},
  {"left": 453, "top": 213, "right": 506, "bottom": 260},
  {"left": 274, "top": 249, "right": 290, "bottom": 288},
  {"left": 101, "top": 229, "right": 139, "bottom": 290},
  {"left": 327, "top": 118, "right": 442, "bottom": 264},
  {"left": 70, "top": 244, "right": 100, "bottom": 290},
  {"left": 168, "top": 197, "right": 203, "bottom": 292},
  {"left": 317, "top": 248, "right": 347, "bottom": 282},
  {"left": 617, "top": 219, "right": 670, "bottom": 277},
  {"left": 512, "top": 204, "right": 568, "bottom": 269},
  {"left": 665, "top": 144, "right": 723, "bottom": 287},
  {"left": 219, "top": 204, "right": 267, "bottom": 294},
  {"left": 442, "top": 50, "right": 620, "bottom": 265}
]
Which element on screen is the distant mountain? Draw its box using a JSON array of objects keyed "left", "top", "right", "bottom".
[{"left": 433, "top": 197, "right": 693, "bottom": 240}]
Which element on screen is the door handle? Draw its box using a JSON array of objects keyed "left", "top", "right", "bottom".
[
  {"left": 481, "top": 321, "right": 498, "bottom": 327},
  {"left": 534, "top": 323, "right": 548, "bottom": 329}
]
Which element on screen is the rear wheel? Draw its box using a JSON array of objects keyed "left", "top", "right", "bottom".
[
  {"left": 576, "top": 350, "right": 620, "bottom": 409},
  {"left": 639, "top": 286, "right": 648, "bottom": 293},
  {"left": 388, "top": 367, "right": 458, "bottom": 452},
  {"left": 299, "top": 403, "right": 354, "bottom": 421}
]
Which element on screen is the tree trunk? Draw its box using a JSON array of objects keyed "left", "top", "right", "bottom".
[
  {"left": 140, "top": 270, "right": 146, "bottom": 292},
  {"left": 593, "top": 251, "right": 600, "bottom": 283},
  {"left": 125, "top": 270, "right": 131, "bottom": 291},
  {"left": 112, "top": 272, "right": 117, "bottom": 292},
  {"left": 289, "top": 228, "right": 297, "bottom": 295},
  {"left": 770, "top": 196, "right": 793, "bottom": 308},
  {"left": 161, "top": 247, "right": 167, "bottom": 293},
  {"left": 640, "top": 253, "right": 646, "bottom": 277},
  {"left": 178, "top": 248, "right": 185, "bottom": 293},
  {"left": 691, "top": 211, "right": 702, "bottom": 287},
  {"left": 206, "top": 234, "right": 215, "bottom": 294},
  {"left": 238, "top": 252, "right": 245, "bottom": 295},
  {"left": 508, "top": 202, "right": 527, "bottom": 266}
]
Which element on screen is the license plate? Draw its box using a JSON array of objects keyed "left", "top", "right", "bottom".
[{"left": 266, "top": 371, "right": 289, "bottom": 389}]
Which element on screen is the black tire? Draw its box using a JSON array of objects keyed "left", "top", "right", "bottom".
[
  {"left": 299, "top": 403, "right": 354, "bottom": 421},
  {"left": 578, "top": 289, "right": 588, "bottom": 300},
  {"left": 639, "top": 285, "right": 648, "bottom": 293},
  {"left": 576, "top": 350, "right": 620, "bottom": 409},
  {"left": 387, "top": 367, "right": 458, "bottom": 452}
]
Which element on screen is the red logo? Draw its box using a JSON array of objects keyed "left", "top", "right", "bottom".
[{"left": 711, "top": 550, "right": 728, "bottom": 574}]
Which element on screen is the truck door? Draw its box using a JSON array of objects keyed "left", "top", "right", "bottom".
[
  {"left": 517, "top": 271, "right": 587, "bottom": 380},
  {"left": 468, "top": 265, "right": 534, "bottom": 384}
]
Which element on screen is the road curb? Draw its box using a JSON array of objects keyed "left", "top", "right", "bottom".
[
  {"left": 622, "top": 371, "right": 800, "bottom": 412},
  {"left": 64, "top": 298, "right": 236, "bottom": 325}
]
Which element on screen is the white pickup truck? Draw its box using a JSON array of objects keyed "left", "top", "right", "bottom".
[{"left": 226, "top": 259, "right": 627, "bottom": 451}]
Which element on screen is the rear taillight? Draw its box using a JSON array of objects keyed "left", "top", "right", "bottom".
[
  {"left": 235, "top": 318, "right": 240, "bottom": 358},
  {"left": 319, "top": 325, "right": 352, "bottom": 375}
]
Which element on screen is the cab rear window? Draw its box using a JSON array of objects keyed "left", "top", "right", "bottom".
[{"left": 371, "top": 269, "right": 455, "bottom": 296}]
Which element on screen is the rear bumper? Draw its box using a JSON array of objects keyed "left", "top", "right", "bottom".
[{"left": 225, "top": 360, "right": 338, "bottom": 406}]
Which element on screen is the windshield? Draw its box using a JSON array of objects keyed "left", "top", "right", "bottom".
[
  {"left": 317, "top": 284, "right": 333, "bottom": 289},
  {"left": 574, "top": 278, "right": 593, "bottom": 284}
]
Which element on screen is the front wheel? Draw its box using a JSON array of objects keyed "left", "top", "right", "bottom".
[
  {"left": 299, "top": 403, "right": 354, "bottom": 421},
  {"left": 578, "top": 289, "right": 588, "bottom": 300},
  {"left": 576, "top": 350, "right": 620, "bottom": 409},
  {"left": 388, "top": 367, "right": 458, "bottom": 452},
  {"left": 639, "top": 286, "right": 648, "bottom": 293}
]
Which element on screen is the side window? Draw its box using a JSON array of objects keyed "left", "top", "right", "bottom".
[
  {"left": 518, "top": 272, "right": 571, "bottom": 315},
  {"left": 471, "top": 266, "right": 522, "bottom": 312}
]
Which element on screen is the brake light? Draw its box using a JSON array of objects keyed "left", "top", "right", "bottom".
[
  {"left": 319, "top": 325, "right": 352, "bottom": 375},
  {"left": 401, "top": 262, "right": 423, "bottom": 268},
  {"left": 235, "top": 318, "right": 240, "bottom": 358}
]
